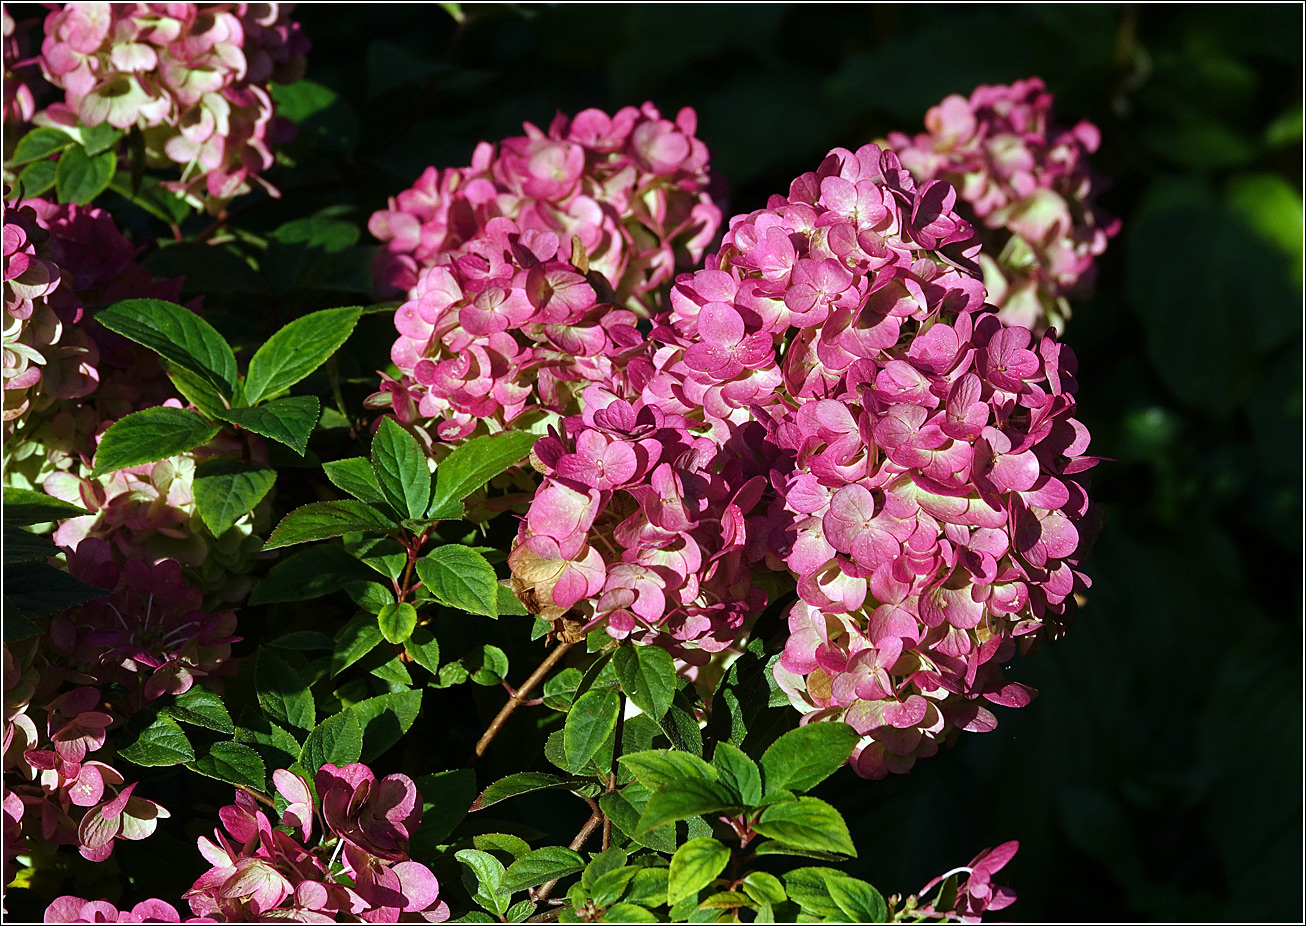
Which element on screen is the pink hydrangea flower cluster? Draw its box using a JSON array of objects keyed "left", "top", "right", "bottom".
[
  {"left": 370, "top": 102, "right": 721, "bottom": 303},
  {"left": 45, "top": 539, "right": 240, "bottom": 709},
  {"left": 46, "top": 763, "right": 451, "bottom": 923},
  {"left": 508, "top": 380, "right": 770, "bottom": 659},
  {"left": 886, "top": 78, "right": 1119, "bottom": 333},
  {"left": 375, "top": 216, "right": 647, "bottom": 442},
  {"left": 4, "top": 640, "right": 170, "bottom": 880},
  {"left": 35, "top": 2, "right": 309, "bottom": 211},
  {"left": 510, "top": 142, "right": 1098, "bottom": 778},
  {"left": 368, "top": 104, "right": 722, "bottom": 444}
]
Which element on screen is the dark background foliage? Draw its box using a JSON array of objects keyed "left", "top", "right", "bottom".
[
  {"left": 284, "top": 4, "right": 1302, "bottom": 919},
  {"left": 9, "top": 3, "right": 1300, "bottom": 921}
]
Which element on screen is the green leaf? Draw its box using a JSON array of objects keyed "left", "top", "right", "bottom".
[
  {"left": 601, "top": 903, "right": 656, "bottom": 923},
  {"left": 95, "top": 299, "right": 237, "bottom": 398},
  {"left": 625, "top": 867, "right": 670, "bottom": 907},
  {"left": 345, "top": 579, "right": 394, "bottom": 614},
  {"left": 377, "top": 601, "right": 418, "bottom": 644},
  {"left": 192, "top": 460, "right": 275, "bottom": 537},
  {"left": 80, "top": 122, "right": 124, "bottom": 156},
  {"left": 657, "top": 691, "right": 704, "bottom": 757},
  {"left": 15, "top": 158, "right": 57, "bottom": 197},
  {"left": 118, "top": 714, "right": 195, "bottom": 767},
  {"left": 403, "top": 627, "right": 440, "bottom": 676},
  {"left": 3, "top": 524, "right": 60, "bottom": 564},
  {"left": 2, "top": 487, "right": 91, "bottom": 524},
  {"left": 188, "top": 741, "right": 267, "bottom": 790},
  {"left": 742, "top": 872, "right": 787, "bottom": 906},
  {"left": 263, "top": 216, "right": 365, "bottom": 293},
  {"left": 55, "top": 144, "right": 115, "bottom": 205},
  {"left": 591, "top": 867, "right": 638, "bottom": 907},
  {"left": 501, "top": 846, "right": 586, "bottom": 894},
  {"left": 600, "top": 789, "right": 676, "bottom": 854},
  {"left": 1, "top": 613, "right": 40, "bottom": 642},
  {"left": 323, "top": 456, "right": 387, "bottom": 506},
  {"left": 637, "top": 779, "right": 739, "bottom": 833},
  {"left": 754, "top": 798, "right": 855, "bottom": 857},
  {"left": 428, "top": 431, "right": 538, "bottom": 519},
  {"left": 825, "top": 874, "right": 886, "bottom": 923},
  {"left": 166, "top": 367, "right": 229, "bottom": 419},
  {"left": 783, "top": 868, "right": 881, "bottom": 921},
  {"left": 235, "top": 708, "right": 301, "bottom": 769},
  {"left": 9, "top": 127, "right": 75, "bottom": 165},
  {"left": 3, "top": 561, "right": 107, "bottom": 619},
  {"left": 415, "top": 545, "right": 499, "bottom": 617},
  {"left": 498, "top": 584, "right": 529, "bottom": 616},
  {"left": 264, "top": 500, "right": 397, "bottom": 550},
  {"left": 243, "top": 305, "right": 361, "bottom": 404},
  {"left": 759, "top": 723, "right": 859, "bottom": 796},
  {"left": 345, "top": 534, "right": 407, "bottom": 579},
  {"left": 542, "top": 667, "right": 583, "bottom": 711},
  {"left": 564, "top": 689, "right": 621, "bottom": 773},
  {"left": 332, "top": 613, "right": 385, "bottom": 675},
  {"left": 371, "top": 418, "right": 430, "bottom": 519},
  {"left": 474, "top": 832, "right": 532, "bottom": 860},
  {"left": 612, "top": 645, "right": 677, "bottom": 721},
  {"left": 90, "top": 407, "right": 218, "bottom": 477},
  {"left": 461, "top": 644, "right": 509, "bottom": 686},
  {"left": 249, "top": 543, "right": 374, "bottom": 605},
  {"left": 255, "top": 650, "right": 315, "bottom": 734},
  {"left": 618, "top": 750, "right": 718, "bottom": 790},
  {"left": 414, "top": 768, "right": 476, "bottom": 850},
  {"left": 668, "top": 837, "right": 730, "bottom": 906},
  {"left": 457, "top": 848, "right": 511, "bottom": 916},
  {"left": 162, "top": 686, "right": 234, "bottom": 734},
  {"left": 299, "top": 710, "right": 363, "bottom": 776},
  {"left": 216, "top": 396, "right": 319, "bottom": 456},
  {"left": 350, "top": 689, "right": 422, "bottom": 763},
  {"left": 711, "top": 742, "right": 762, "bottom": 807},
  {"left": 582, "top": 848, "right": 628, "bottom": 892},
  {"left": 472, "top": 772, "right": 586, "bottom": 812}
]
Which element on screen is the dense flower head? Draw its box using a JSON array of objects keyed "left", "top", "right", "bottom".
[
  {"left": 510, "top": 377, "right": 772, "bottom": 658},
  {"left": 43, "top": 538, "right": 240, "bottom": 708},
  {"left": 375, "top": 215, "right": 649, "bottom": 442},
  {"left": 369, "top": 103, "right": 721, "bottom": 443},
  {"left": 370, "top": 102, "right": 721, "bottom": 304},
  {"left": 886, "top": 77, "right": 1119, "bottom": 333},
  {"left": 34, "top": 2, "right": 309, "bottom": 211},
  {"left": 511, "top": 141, "right": 1098, "bottom": 777}
]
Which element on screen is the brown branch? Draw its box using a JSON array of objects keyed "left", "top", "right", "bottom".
[
  {"left": 471, "top": 639, "right": 574, "bottom": 761},
  {"left": 530, "top": 797, "right": 604, "bottom": 906}
]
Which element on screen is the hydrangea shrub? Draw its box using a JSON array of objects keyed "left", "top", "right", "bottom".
[{"left": 3, "top": 33, "right": 1114, "bottom": 922}]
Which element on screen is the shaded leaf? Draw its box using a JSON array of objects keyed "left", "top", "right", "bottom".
[{"left": 95, "top": 299, "right": 237, "bottom": 397}]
